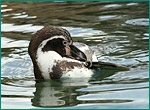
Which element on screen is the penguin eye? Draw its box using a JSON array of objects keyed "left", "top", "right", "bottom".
[{"left": 63, "top": 41, "right": 67, "bottom": 46}]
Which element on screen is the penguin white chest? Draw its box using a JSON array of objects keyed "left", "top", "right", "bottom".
[{"left": 36, "top": 50, "right": 62, "bottom": 79}]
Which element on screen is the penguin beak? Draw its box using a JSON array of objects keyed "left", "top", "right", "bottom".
[{"left": 65, "top": 44, "right": 87, "bottom": 62}]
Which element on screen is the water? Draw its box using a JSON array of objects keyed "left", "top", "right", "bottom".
[{"left": 1, "top": 1, "right": 149, "bottom": 109}]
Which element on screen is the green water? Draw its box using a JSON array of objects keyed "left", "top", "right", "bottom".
[{"left": 1, "top": 1, "right": 149, "bottom": 109}]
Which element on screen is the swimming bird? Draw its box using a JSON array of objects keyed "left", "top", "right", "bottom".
[{"left": 28, "top": 26, "right": 129, "bottom": 80}]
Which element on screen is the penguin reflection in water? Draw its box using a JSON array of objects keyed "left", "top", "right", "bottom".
[{"left": 28, "top": 26, "right": 129, "bottom": 80}]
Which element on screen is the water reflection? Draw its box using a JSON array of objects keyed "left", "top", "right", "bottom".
[
  {"left": 32, "top": 79, "right": 90, "bottom": 107},
  {"left": 31, "top": 68, "right": 130, "bottom": 108}
]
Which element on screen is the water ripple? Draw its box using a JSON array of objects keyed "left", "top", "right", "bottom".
[{"left": 125, "top": 18, "right": 149, "bottom": 26}]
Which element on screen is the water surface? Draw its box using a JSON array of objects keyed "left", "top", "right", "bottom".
[{"left": 1, "top": 1, "right": 149, "bottom": 109}]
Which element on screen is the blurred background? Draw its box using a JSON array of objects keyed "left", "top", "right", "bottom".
[{"left": 1, "top": 1, "right": 149, "bottom": 109}]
